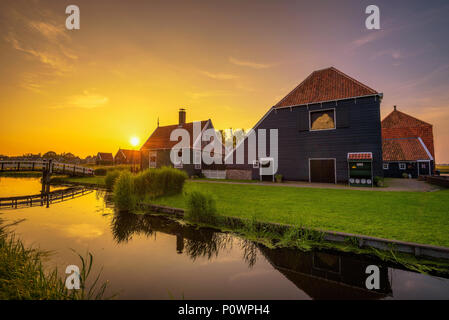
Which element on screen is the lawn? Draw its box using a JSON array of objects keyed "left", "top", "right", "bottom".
[{"left": 150, "top": 181, "right": 449, "bottom": 247}]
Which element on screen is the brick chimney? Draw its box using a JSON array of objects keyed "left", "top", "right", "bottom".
[
  {"left": 394, "top": 105, "right": 397, "bottom": 111},
  {"left": 179, "top": 108, "right": 186, "bottom": 126}
]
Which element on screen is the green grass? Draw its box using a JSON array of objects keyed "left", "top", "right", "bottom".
[
  {"left": 148, "top": 181, "right": 449, "bottom": 248},
  {"left": 50, "top": 176, "right": 105, "bottom": 186}
]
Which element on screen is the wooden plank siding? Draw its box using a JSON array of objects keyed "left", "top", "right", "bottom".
[{"left": 227, "top": 96, "right": 383, "bottom": 182}]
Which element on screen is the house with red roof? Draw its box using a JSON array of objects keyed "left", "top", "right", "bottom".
[
  {"left": 381, "top": 106, "right": 434, "bottom": 178},
  {"left": 140, "top": 109, "right": 223, "bottom": 176},
  {"left": 226, "top": 67, "right": 384, "bottom": 184},
  {"left": 96, "top": 152, "right": 114, "bottom": 165},
  {"left": 114, "top": 149, "right": 141, "bottom": 165}
]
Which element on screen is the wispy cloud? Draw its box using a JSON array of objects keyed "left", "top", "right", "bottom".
[
  {"left": 350, "top": 30, "right": 389, "bottom": 49},
  {"left": 28, "top": 21, "right": 69, "bottom": 42},
  {"left": 199, "top": 70, "right": 238, "bottom": 80},
  {"left": 229, "top": 57, "right": 275, "bottom": 69},
  {"left": 51, "top": 91, "right": 109, "bottom": 109}
]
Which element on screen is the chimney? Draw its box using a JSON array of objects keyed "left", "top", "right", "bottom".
[
  {"left": 179, "top": 108, "right": 186, "bottom": 126},
  {"left": 394, "top": 105, "right": 397, "bottom": 111}
]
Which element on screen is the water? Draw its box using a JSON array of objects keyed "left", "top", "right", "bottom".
[{"left": 0, "top": 177, "right": 448, "bottom": 300}]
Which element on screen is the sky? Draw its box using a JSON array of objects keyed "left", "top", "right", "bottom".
[{"left": 0, "top": 0, "right": 448, "bottom": 162}]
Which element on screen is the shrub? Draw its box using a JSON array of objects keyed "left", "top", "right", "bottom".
[
  {"left": 113, "top": 171, "right": 136, "bottom": 211},
  {"left": 374, "top": 176, "right": 384, "bottom": 187},
  {"left": 105, "top": 170, "right": 120, "bottom": 190},
  {"left": 133, "top": 167, "right": 187, "bottom": 198},
  {"left": 275, "top": 174, "right": 283, "bottom": 183},
  {"left": 185, "top": 190, "right": 217, "bottom": 224},
  {"left": 94, "top": 168, "right": 107, "bottom": 176},
  {"left": 402, "top": 173, "right": 409, "bottom": 179}
]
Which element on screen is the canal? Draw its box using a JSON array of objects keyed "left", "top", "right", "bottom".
[{"left": 0, "top": 177, "right": 448, "bottom": 299}]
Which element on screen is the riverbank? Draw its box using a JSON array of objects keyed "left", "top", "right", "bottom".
[{"left": 50, "top": 176, "right": 449, "bottom": 248}]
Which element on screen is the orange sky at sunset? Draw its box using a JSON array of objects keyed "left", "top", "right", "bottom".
[{"left": 1, "top": 0, "right": 448, "bottom": 162}]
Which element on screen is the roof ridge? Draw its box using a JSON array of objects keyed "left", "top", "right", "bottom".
[
  {"left": 330, "top": 67, "right": 377, "bottom": 94},
  {"left": 274, "top": 70, "right": 317, "bottom": 107},
  {"left": 382, "top": 109, "right": 432, "bottom": 127}
]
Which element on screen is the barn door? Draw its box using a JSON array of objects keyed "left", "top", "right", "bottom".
[{"left": 310, "top": 159, "right": 336, "bottom": 183}]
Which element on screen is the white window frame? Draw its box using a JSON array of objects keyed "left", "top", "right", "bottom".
[
  {"left": 309, "top": 108, "right": 336, "bottom": 132},
  {"left": 383, "top": 163, "right": 389, "bottom": 170},
  {"left": 399, "top": 163, "right": 406, "bottom": 170}
]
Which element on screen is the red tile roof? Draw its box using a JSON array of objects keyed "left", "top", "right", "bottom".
[
  {"left": 97, "top": 152, "right": 113, "bottom": 161},
  {"left": 382, "top": 138, "right": 432, "bottom": 161},
  {"left": 381, "top": 108, "right": 434, "bottom": 158},
  {"left": 275, "top": 67, "right": 378, "bottom": 108},
  {"left": 382, "top": 109, "right": 431, "bottom": 129},
  {"left": 140, "top": 120, "right": 210, "bottom": 150},
  {"left": 348, "top": 152, "right": 373, "bottom": 160}
]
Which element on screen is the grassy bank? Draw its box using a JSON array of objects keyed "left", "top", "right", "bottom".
[
  {"left": 0, "top": 171, "right": 43, "bottom": 178},
  {"left": 149, "top": 181, "right": 449, "bottom": 248},
  {"left": 0, "top": 220, "right": 109, "bottom": 299},
  {"left": 50, "top": 176, "right": 105, "bottom": 186},
  {"left": 51, "top": 175, "right": 449, "bottom": 247}
]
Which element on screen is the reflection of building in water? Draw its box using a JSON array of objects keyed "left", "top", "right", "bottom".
[
  {"left": 259, "top": 246, "right": 393, "bottom": 300},
  {"left": 176, "top": 233, "right": 184, "bottom": 254}
]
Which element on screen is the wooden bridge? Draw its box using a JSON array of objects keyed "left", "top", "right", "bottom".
[
  {"left": 0, "top": 160, "right": 94, "bottom": 176},
  {"left": 0, "top": 187, "right": 93, "bottom": 209}
]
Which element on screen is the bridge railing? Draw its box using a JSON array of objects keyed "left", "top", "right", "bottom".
[{"left": 0, "top": 160, "right": 94, "bottom": 176}]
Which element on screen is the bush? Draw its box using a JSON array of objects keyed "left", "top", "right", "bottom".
[
  {"left": 133, "top": 167, "right": 187, "bottom": 198},
  {"left": 105, "top": 170, "right": 120, "bottom": 190},
  {"left": 374, "top": 176, "right": 384, "bottom": 187},
  {"left": 113, "top": 171, "right": 136, "bottom": 211},
  {"left": 94, "top": 168, "right": 107, "bottom": 176},
  {"left": 275, "top": 174, "right": 283, "bottom": 183},
  {"left": 402, "top": 173, "right": 409, "bottom": 179},
  {"left": 185, "top": 190, "right": 217, "bottom": 224}
]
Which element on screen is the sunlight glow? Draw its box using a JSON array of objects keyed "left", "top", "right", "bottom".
[{"left": 130, "top": 136, "right": 140, "bottom": 147}]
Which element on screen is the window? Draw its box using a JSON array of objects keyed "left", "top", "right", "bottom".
[
  {"left": 310, "top": 109, "right": 335, "bottom": 131},
  {"left": 399, "top": 163, "right": 406, "bottom": 170},
  {"left": 383, "top": 163, "right": 389, "bottom": 170},
  {"left": 149, "top": 152, "right": 157, "bottom": 168},
  {"left": 195, "top": 163, "right": 201, "bottom": 170}
]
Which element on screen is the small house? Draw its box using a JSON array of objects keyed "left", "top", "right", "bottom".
[
  {"left": 114, "top": 149, "right": 141, "bottom": 165},
  {"left": 96, "top": 152, "right": 114, "bottom": 165},
  {"left": 381, "top": 106, "right": 435, "bottom": 178}
]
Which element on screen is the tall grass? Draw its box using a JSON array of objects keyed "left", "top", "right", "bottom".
[
  {"left": 113, "top": 171, "right": 136, "bottom": 211},
  {"left": 113, "top": 167, "right": 187, "bottom": 211},
  {"left": 185, "top": 190, "right": 217, "bottom": 224},
  {"left": 0, "top": 220, "right": 111, "bottom": 300},
  {"left": 105, "top": 170, "right": 121, "bottom": 190}
]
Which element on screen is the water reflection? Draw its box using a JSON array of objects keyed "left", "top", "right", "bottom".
[
  {"left": 110, "top": 211, "right": 256, "bottom": 266},
  {"left": 108, "top": 211, "right": 449, "bottom": 299}
]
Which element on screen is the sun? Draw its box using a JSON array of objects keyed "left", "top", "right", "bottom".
[{"left": 130, "top": 136, "right": 140, "bottom": 147}]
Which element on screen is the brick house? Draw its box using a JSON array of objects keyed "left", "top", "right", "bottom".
[
  {"left": 140, "top": 109, "right": 224, "bottom": 176},
  {"left": 381, "top": 106, "right": 435, "bottom": 178}
]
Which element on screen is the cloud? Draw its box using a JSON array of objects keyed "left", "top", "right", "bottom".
[
  {"left": 52, "top": 91, "right": 109, "bottom": 109},
  {"left": 229, "top": 57, "right": 275, "bottom": 69},
  {"left": 199, "top": 70, "right": 238, "bottom": 80},
  {"left": 28, "top": 21, "right": 69, "bottom": 42},
  {"left": 351, "top": 30, "right": 389, "bottom": 49}
]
